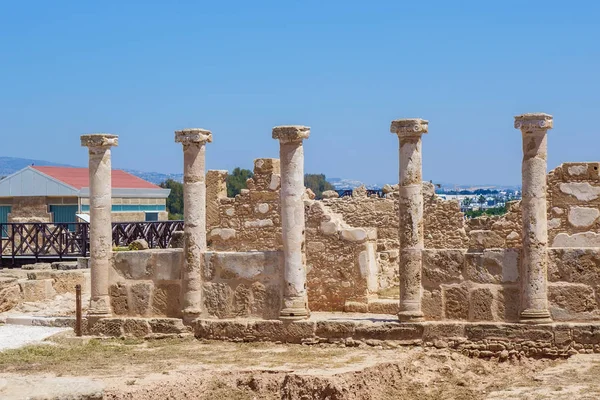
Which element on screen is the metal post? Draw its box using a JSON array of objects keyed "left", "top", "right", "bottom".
[{"left": 75, "top": 284, "right": 82, "bottom": 337}]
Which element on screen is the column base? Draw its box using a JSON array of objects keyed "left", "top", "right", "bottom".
[
  {"left": 519, "top": 308, "right": 552, "bottom": 324},
  {"left": 397, "top": 310, "right": 425, "bottom": 322},
  {"left": 88, "top": 296, "right": 112, "bottom": 317},
  {"left": 182, "top": 307, "right": 202, "bottom": 325},
  {"left": 279, "top": 307, "right": 310, "bottom": 321}
]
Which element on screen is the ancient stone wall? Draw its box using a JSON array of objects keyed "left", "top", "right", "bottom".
[
  {"left": 109, "top": 249, "right": 183, "bottom": 318},
  {"left": 207, "top": 159, "right": 282, "bottom": 251},
  {"left": 305, "top": 201, "right": 378, "bottom": 312},
  {"left": 205, "top": 159, "right": 380, "bottom": 313},
  {"left": 202, "top": 251, "right": 283, "bottom": 319},
  {"left": 8, "top": 197, "right": 52, "bottom": 223}
]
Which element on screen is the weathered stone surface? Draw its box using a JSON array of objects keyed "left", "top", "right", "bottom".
[
  {"left": 112, "top": 251, "right": 153, "bottom": 280},
  {"left": 367, "top": 299, "right": 398, "bottom": 315},
  {"left": 129, "top": 239, "right": 149, "bottom": 251},
  {"left": 129, "top": 282, "right": 153, "bottom": 316},
  {"left": 170, "top": 231, "right": 185, "bottom": 248},
  {"left": 553, "top": 232, "right": 600, "bottom": 247},
  {"left": 153, "top": 249, "right": 183, "bottom": 281},
  {"left": 444, "top": 285, "right": 469, "bottom": 320},
  {"left": 322, "top": 190, "right": 339, "bottom": 199},
  {"left": 209, "top": 228, "right": 237, "bottom": 241},
  {"left": 549, "top": 283, "right": 598, "bottom": 320},
  {"left": 52, "top": 271, "right": 86, "bottom": 294},
  {"left": 469, "top": 287, "right": 494, "bottom": 321},
  {"left": 232, "top": 284, "right": 252, "bottom": 316},
  {"left": 152, "top": 283, "right": 181, "bottom": 317},
  {"left": 109, "top": 283, "right": 128, "bottom": 315},
  {"left": 496, "top": 286, "right": 520, "bottom": 322},
  {"left": 51, "top": 261, "right": 79, "bottom": 271},
  {"left": 203, "top": 282, "right": 233, "bottom": 318},
  {"left": 548, "top": 248, "right": 600, "bottom": 285},
  {"left": 19, "top": 279, "right": 55, "bottom": 302},
  {"left": 559, "top": 182, "right": 600, "bottom": 201},
  {"left": 422, "top": 323, "right": 466, "bottom": 341},
  {"left": 22, "top": 262, "right": 52, "bottom": 270},
  {"left": 0, "top": 278, "right": 20, "bottom": 312},
  {"left": 250, "top": 282, "right": 281, "bottom": 319},
  {"left": 88, "top": 318, "right": 124, "bottom": 337},
  {"left": 422, "top": 249, "right": 464, "bottom": 288},
  {"left": 205, "top": 251, "right": 283, "bottom": 280},
  {"left": 568, "top": 206, "right": 600, "bottom": 228},
  {"left": 464, "top": 250, "right": 519, "bottom": 284},
  {"left": 148, "top": 318, "right": 188, "bottom": 334},
  {"left": 122, "top": 318, "right": 151, "bottom": 337},
  {"left": 422, "top": 289, "right": 443, "bottom": 319},
  {"left": 469, "top": 230, "right": 504, "bottom": 249},
  {"left": 340, "top": 228, "right": 368, "bottom": 243}
]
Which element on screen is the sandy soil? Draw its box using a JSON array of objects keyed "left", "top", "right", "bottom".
[{"left": 1, "top": 331, "right": 599, "bottom": 399}]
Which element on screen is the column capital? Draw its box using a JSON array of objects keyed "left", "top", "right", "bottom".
[
  {"left": 81, "top": 134, "right": 118, "bottom": 148},
  {"left": 272, "top": 125, "right": 310, "bottom": 144},
  {"left": 390, "top": 119, "right": 429, "bottom": 138},
  {"left": 175, "top": 128, "right": 213, "bottom": 145},
  {"left": 514, "top": 113, "right": 553, "bottom": 132}
]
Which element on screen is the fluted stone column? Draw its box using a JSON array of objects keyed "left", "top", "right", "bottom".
[
  {"left": 81, "top": 134, "right": 118, "bottom": 317},
  {"left": 175, "top": 128, "right": 212, "bottom": 322},
  {"left": 273, "top": 126, "right": 310, "bottom": 320},
  {"left": 390, "top": 119, "right": 428, "bottom": 322},
  {"left": 514, "top": 113, "right": 553, "bottom": 324}
]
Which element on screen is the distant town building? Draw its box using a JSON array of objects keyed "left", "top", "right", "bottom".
[{"left": 0, "top": 166, "right": 170, "bottom": 225}]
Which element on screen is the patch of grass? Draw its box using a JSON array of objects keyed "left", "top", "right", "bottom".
[
  {"left": 378, "top": 286, "right": 399, "bottom": 299},
  {"left": 0, "top": 336, "right": 370, "bottom": 376}
]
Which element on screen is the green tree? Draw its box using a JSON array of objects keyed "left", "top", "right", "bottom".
[
  {"left": 478, "top": 195, "right": 486, "bottom": 206},
  {"left": 159, "top": 179, "right": 184, "bottom": 220},
  {"left": 227, "top": 167, "right": 253, "bottom": 197},
  {"left": 304, "top": 173, "right": 335, "bottom": 199}
]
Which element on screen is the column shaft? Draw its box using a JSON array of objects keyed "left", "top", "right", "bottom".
[
  {"left": 182, "top": 143, "right": 206, "bottom": 319},
  {"left": 273, "top": 125, "right": 310, "bottom": 320},
  {"left": 515, "top": 113, "right": 553, "bottom": 324},
  {"left": 175, "top": 128, "right": 212, "bottom": 323},
  {"left": 390, "top": 119, "right": 428, "bottom": 322},
  {"left": 398, "top": 137, "right": 425, "bottom": 321},
  {"left": 81, "top": 134, "right": 118, "bottom": 317},
  {"left": 280, "top": 142, "right": 307, "bottom": 317}
]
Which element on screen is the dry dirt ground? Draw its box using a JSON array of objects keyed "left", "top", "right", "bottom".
[{"left": 1, "top": 331, "right": 599, "bottom": 400}]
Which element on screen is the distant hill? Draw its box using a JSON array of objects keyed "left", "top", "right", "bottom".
[
  {"left": 122, "top": 169, "right": 183, "bottom": 185},
  {"left": 0, "top": 157, "right": 74, "bottom": 177}
]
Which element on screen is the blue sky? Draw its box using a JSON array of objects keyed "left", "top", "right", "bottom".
[{"left": 1, "top": 1, "right": 599, "bottom": 186}]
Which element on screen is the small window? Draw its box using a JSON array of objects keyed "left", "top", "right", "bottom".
[{"left": 145, "top": 212, "right": 159, "bottom": 222}]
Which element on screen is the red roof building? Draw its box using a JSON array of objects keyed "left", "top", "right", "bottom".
[{"left": 0, "top": 166, "right": 170, "bottom": 224}]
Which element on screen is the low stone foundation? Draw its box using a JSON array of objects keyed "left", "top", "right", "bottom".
[
  {"left": 194, "top": 313, "right": 600, "bottom": 359},
  {"left": 86, "top": 317, "right": 190, "bottom": 338}
]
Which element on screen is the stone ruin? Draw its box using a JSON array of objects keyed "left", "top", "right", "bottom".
[{"left": 68, "top": 114, "right": 600, "bottom": 358}]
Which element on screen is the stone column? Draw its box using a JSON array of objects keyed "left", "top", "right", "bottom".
[
  {"left": 514, "top": 113, "right": 553, "bottom": 324},
  {"left": 175, "top": 128, "right": 212, "bottom": 322},
  {"left": 390, "top": 119, "right": 428, "bottom": 322},
  {"left": 81, "top": 134, "right": 118, "bottom": 317},
  {"left": 273, "top": 126, "right": 310, "bottom": 320}
]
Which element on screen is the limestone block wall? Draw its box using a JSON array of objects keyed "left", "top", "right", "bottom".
[
  {"left": 207, "top": 158, "right": 282, "bottom": 251},
  {"left": 111, "top": 211, "right": 169, "bottom": 222},
  {"left": 305, "top": 201, "right": 378, "bottom": 312},
  {"left": 8, "top": 197, "right": 53, "bottom": 223},
  {"left": 109, "top": 249, "right": 183, "bottom": 318},
  {"left": 202, "top": 251, "right": 283, "bottom": 319},
  {"left": 323, "top": 183, "right": 469, "bottom": 289},
  {"left": 478, "top": 162, "right": 600, "bottom": 250},
  {"left": 205, "top": 158, "right": 379, "bottom": 312},
  {"left": 419, "top": 248, "right": 521, "bottom": 322},
  {"left": 547, "top": 162, "right": 600, "bottom": 247}
]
